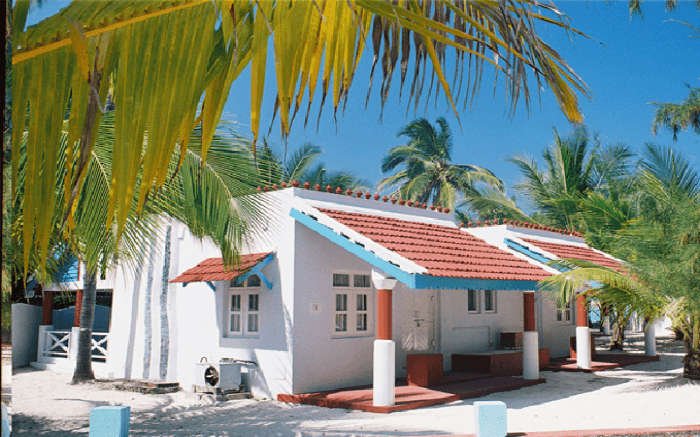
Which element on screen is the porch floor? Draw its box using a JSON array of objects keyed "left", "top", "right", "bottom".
[
  {"left": 543, "top": 353, "right": 659, "bottom": 372},
  {"left": 277, "top": 372, "right": 545, "bottom": 413}
]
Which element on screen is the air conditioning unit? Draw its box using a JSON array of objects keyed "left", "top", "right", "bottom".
[{"left": 193, "top": 357, "right": 241, "bottom": 391}]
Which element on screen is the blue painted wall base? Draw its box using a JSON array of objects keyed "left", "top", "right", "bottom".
[
  {"left": 89, "top": 406, "right": 130, "bottom": 437},
  {"left": 474, "top": 401, "right": 507, "bottom": 437}
]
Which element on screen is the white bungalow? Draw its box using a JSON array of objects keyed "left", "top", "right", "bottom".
[{"left": 30, "top": 185, "right": 651, "bottom": 407}]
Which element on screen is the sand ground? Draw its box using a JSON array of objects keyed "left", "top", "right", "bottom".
[{"left": 9, "top": 335, "right": 700, "bottom": 436}]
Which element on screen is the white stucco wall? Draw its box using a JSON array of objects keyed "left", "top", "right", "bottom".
[
  {"left": 291, "top": 223, "right": 377, "bottom": 393},
  {"left": 11, "top": 303, "right": 42, "bottom": 368},
  {"left": 439, "top": 289, "right": 524, "bottom": 371},
  {"left": 104, "top": 188, "right": 583, "bottom": 398},
  {"left": 107, "top": 192, "right": 298, "bottom": 399},
  {"left": 538, "top": 293, "right": 577, "bottom": 358}
]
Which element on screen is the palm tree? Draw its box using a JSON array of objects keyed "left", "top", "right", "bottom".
[
  {"left": 302, "top": 164, "right": 369, "bottom": 192},
  {"left": 256, "top": 142, "right": 367, "bottom": 191},
  {"left": 457, "top": 187, "right": 534, "bottom": 223},
  {"left": 508, "top": 127, "right": 596, "bottom": 230},
  {"left": 11, "top": 114, "right": 262, "bottom": 382},
  {"left": 652, "top": 87, "right": 700, "bottom": 141},
  {"left": 256, "top": 142, "right": 321, "bottom": 186},
  {"left": 379, "top": 117, "right": 502, "bottom": 209},
  {"left": 10, "top": 1, "right": 590, "bottom": 277},
  {"left": 541, "top": 145, "right": 700, "bottom": 378}
]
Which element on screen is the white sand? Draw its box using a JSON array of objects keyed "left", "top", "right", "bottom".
[{"left": 10, "top": 336, "right": 700, "bottom": 436}]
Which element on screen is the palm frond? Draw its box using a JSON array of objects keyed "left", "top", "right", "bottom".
[{"left": 12, "top": 0, "right": 589, "bottom": 275}]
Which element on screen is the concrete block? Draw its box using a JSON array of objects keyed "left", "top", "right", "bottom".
[
  {"left": 89, "top": 406, "right": 130, "bottom": 437},
  {"left": 474, "top": 401, "right": 507, "bottom": 437}
]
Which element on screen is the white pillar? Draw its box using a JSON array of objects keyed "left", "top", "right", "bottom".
[
  {"left": 371, "top": 270, "right": 398, "bottom": 407},
  {"left": 576, "top": 326, "right": 591, "bottom": 369},
  {"left": 373, "top": 339, "right": 396, "bottom": 407},
  {"left": 644, "top": 321, "right": 656, "bottom": 356},
  {"left": 36, "top": 325, "right": 53, "bottom": 361},
  {"left": 602, "top": 316, "right": 611, "bottom": 335},
  {"left": 522, "top": 331, "right": 539, "bottom": 380}
]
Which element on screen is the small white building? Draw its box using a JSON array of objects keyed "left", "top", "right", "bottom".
[{"left": 31, "top": 185, "right": 633, "bottom": 406}]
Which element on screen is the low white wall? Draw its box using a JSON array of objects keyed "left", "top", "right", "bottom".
[{"left": 11, "top": 303, "right": 42, "bottom": 368}]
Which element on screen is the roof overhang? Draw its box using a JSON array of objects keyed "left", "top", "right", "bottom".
[
  {"left": 291, "top": 208, "right": 539, "bottom": 291},
  {"left": 171, "top": 252, "right": 275, "bottom": 290}
]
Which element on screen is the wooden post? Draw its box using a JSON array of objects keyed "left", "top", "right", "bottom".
[
  {"left": 522, "top": 292, "right": 539, "bottom": 380},
  {"left": 73, "top": 289, "right": 84, "bottom": 327},
  {"left": 41, "top": 291, "right": 54, "bottom": 325},
  {"left": 523, "top": 292, "right": 535, "bottom": 332},
  {"left": 376, "top": 289, "right": 393, "bottom": 340}
]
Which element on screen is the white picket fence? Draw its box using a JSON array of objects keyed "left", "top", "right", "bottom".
[
  {"left": 42, "top": 330, "right": 71, "bottom": 358},
  {"left": 40, "top": 329, "right": 109, "bottom": 362},
  {"left": 91, "top": 332, "right": 109, "bottom": 362}
]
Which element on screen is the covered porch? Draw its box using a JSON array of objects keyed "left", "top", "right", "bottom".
[
  {"left": 278, "top": 371, "right": 544, "bottom": 413},
  {"left": 291, "top": 207, "right": 599, "bottom": 410}
]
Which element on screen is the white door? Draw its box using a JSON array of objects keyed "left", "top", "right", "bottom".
[{"left": 401, "top": 291, "right": 438, "bottom": 352}]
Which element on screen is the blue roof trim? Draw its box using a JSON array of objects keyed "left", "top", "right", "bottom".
[
  {"left": 504, "top": 238, "right": 570, "bottom": 273},
  {"left": 183, "top": 253, "right": 275, "bottom": 290},
  {"left": 414, "top": 274, "right": 539, "bottom": 291},
  {"left": 290, "top": 208, "right": 416, "bottom": 287},
  {"left": 235, "top": 252, "right": 275, "bottom": 289},
  {"left": 291, "top": 208, "right": 539, "bottom": 291}
]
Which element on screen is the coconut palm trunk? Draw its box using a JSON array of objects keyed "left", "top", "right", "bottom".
[
  {"left": 159, "top": 226, "right": 172, "bottom": 380},
  {"left": 609, "top": 309, "right": 630, "bottom": 351},
  {"left": 682, "top": 315, "right": 700, "bottom": 379},
  {"left": 72, "top": 270, "right": 97, "bottom": 383}
]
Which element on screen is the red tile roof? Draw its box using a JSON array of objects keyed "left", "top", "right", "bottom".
[
  {"left": 319, "top": 209, "right": 550, "bottom": 282},
  {"left": 171, "top": 252, "right": 272, "bottom": 283},
  {"left": 521, "top": 239, "right": 623, "bottom": 271}
]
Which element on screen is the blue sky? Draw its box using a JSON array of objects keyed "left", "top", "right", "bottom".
[{"left": 28, "top": 2, "right": 699, "bottom": 198}]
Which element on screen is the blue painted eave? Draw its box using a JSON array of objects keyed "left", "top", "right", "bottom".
[{"left": 291, "top": 208, "right": 541, "bottom": 291}]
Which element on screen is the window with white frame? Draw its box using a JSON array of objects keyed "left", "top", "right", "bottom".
[
  {"left": 227, "top": 275, "right": 262, "bottom": 336},
  {"left": 556, "top": 300, "right": 571, "bottom": 322},
  {"left": 332, "top": 273, "right": 372, "bottom": 336},
  {"left": 484, "top": 290, "right": 497, "bottom": 312},
  {"left": 467, "top": 289, "right": 479, "bottom": 313}
]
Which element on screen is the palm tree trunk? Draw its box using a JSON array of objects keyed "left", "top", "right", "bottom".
[
  {"left": 159, "top": 226, "right": 172, "bottom": 380},
  {"left": 683, "top": 315, "right": 700, "bottom": 380},
  {"left": 72, "top": 270, "right": 97, "bottom": 383},
  {"left": 142, "top": 245, "right": 156, "bottom": 379},
  {"left": 609, "top": 310, "right": 628, "bottom": 351}
]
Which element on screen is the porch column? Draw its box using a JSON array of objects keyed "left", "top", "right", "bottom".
[
  {"left": 575, "top": 294, "right": 592, "bottom": 369},
  {"left": 644, "top": 320, "right": 657, "bottom": 356},
  {"left": 41, "top": 290, "right": 54, "bottom": 326},
  {"left": 73, "top": 289, "right": 83, "bottom": 327},
  {"left": 522, "top": 291, "right": 539, "bottom": 380},
  {"left": 371, "top": 270, "right": 397, "bottom": 407},
  {"left": 38, "top": 291, "right": 54, "bottom": 360}
]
